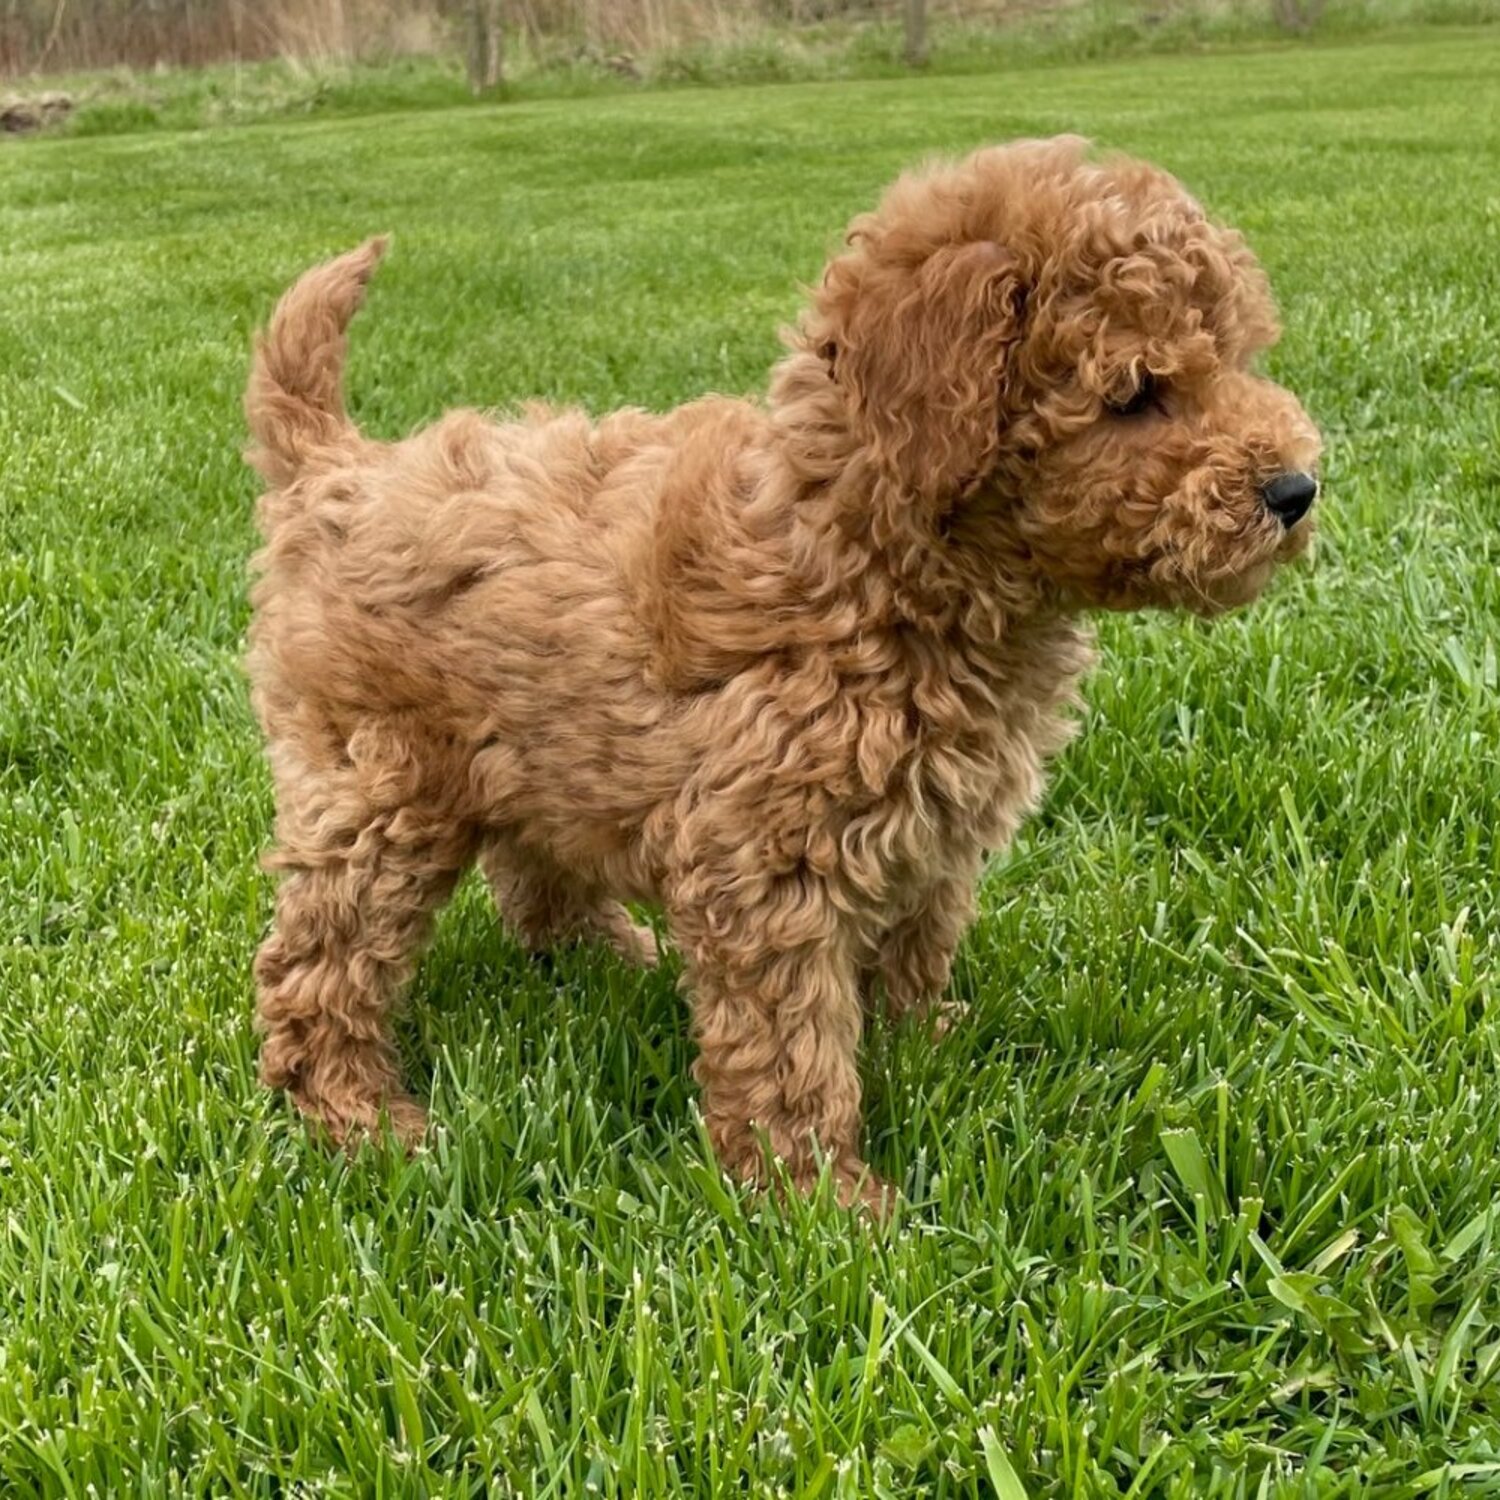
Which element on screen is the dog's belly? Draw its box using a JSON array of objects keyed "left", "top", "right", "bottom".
[
  {"left": 464, "top": 666, "right": 694, "bottom": 898},
  {"left": 366, "top": 582, "right": 696, "bottom": 893}
]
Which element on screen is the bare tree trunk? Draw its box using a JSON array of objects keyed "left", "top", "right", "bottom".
[
  {"left": 34, "top": 0, "right": 68, "bottom": 70},
  {"left": 903, "top": 0, "right": 927, "bottom": 68},
  {"left": 1272, "top": 0, "right": 1326, "bottom": 29},
  {"left": 468, "top": 0, "right": 504, "bottom": 93},
  {"left": 484, "top": 1, "right": 504, "bottom": 88}
]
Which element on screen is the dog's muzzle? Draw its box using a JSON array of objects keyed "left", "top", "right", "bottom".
[{"left": 1260, "top": 471, "right": 1318, "bottom": 528}]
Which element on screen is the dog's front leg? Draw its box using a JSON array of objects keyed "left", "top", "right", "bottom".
[{"left": 669, "top": 866, "right": 889, "bottom": 1212}]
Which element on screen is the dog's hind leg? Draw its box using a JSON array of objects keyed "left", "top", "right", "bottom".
[
  {"left": 479, "top": 837, "right": 658, "bottom": 968},
  {"left": 872, "top": 870, "right": 977, "bottom": 1037},
  {"left": 255, "top": 789, "right": 476, "bottom": 1149}
]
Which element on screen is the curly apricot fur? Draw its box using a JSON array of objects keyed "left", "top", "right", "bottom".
[{"left": 244, "top": 137, "right": 1319, "bottom": 1209}]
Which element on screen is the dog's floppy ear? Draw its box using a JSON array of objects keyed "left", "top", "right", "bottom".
[{"left": 817, "top": 237, "right": 1027, "bottom": 509}]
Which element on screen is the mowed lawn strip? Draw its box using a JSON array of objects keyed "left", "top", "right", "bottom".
[{"left": 1, "top": 29, "right": 1498, "bottom": 1496}]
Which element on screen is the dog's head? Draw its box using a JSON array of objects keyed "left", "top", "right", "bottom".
[{"left": 804, "top": 136, "right": 1321, "bottom": 614}]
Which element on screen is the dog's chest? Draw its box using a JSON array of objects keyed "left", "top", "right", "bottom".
[{"left": 897, "top": 616, "right": 1094, "bottom": 857}]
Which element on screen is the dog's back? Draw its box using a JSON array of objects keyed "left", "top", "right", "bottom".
[{"left": 245, "top": 248, "right": 780, "bottom": 879}]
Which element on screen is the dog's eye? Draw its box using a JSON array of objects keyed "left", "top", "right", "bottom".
[{"left": 1106, "top": 372, "right": 1158, "bottom": 417}]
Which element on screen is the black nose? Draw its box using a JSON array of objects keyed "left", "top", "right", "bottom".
[{"left": 1261, "top": 471, "right": 1318, "bottom": 527}]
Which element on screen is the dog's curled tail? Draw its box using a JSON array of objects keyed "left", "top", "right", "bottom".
[{"left": 245, "top": 236, "right": 388, "bottom": 486}]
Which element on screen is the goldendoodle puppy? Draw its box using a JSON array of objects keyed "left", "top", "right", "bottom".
[{"left": 245, "top": 136, "right": 1320, "bottom": 1208}]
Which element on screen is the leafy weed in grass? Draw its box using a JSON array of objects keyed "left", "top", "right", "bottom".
[{"left": 2, "top": 29, "right": 1500, "bottom": 1497}]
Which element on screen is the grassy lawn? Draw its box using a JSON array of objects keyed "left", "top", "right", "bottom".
[{"left": 3, "top": 27, "right": 1500, "bottom": 1496}]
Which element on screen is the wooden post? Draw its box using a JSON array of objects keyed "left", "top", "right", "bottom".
[{"left": 903, "top": 0, "right": 927, "bottom": 68}]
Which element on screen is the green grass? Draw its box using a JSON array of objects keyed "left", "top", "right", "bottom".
[
  {"left": 3, "top": 27, "right": 1500, "bottom": 1497},
  {"left": 5, "top": 0, "right": 1494, "bottom": 140}
]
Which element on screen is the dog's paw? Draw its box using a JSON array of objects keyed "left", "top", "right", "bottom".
[
  {"left": 786, "top": 1163, "right": 899, "bottom": 1219},
  {"left": 880, "top": 993, "right": 968, "bottom": 1038},
  {"left": 381, "top": 1094, "right": 430, "bottom": 1151},
  {"left": 597, "top": 904, "right": 660, "bottom": 969},
  {"left": 818, "top": 1166, "right": 899, "bottom": 1221},
  {"left": 610, "top": 921, "right": 660, "bottom": 969},
  {"left": 925, "top": 998, "right": 969, "bottom": 1040},
  {"left": 848, "top": 1170, "right": 900, "bottom": 1220},
  {"left": 296, "top": 1090, "right": 429, "bottom": 1154}
]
